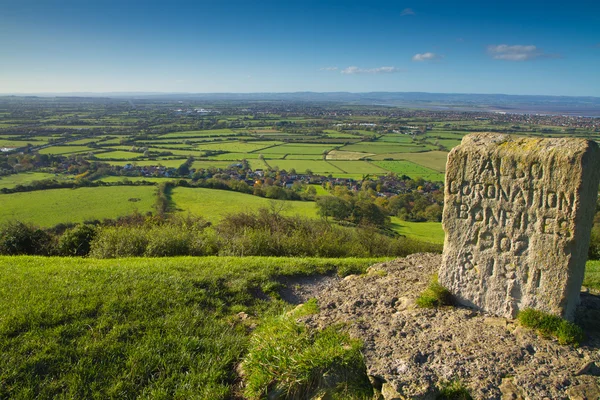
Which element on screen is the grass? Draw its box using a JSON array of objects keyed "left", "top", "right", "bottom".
[
  {"left": 108, "top": 159, "right": 187, "bottom": 168},
  {"left": 197, "top": 141, "right": 279, "bottom": 153},
  {"left": 259, "top": 160, "right": 344, "bottom": 175},
  {"left": 171, "top": 187, "right": 318, "bottom": 222},
  {"left": 0, "top": 256, "right": 383, "bottom": 399},
  {"left": 517, "top": 309, "right": 584, "bottom": 346},
  {"left": 192, "top": 160, "right": 244, "bottom": 169},
  {"left": 259, "top": 144, "right": 336, "bottom": 155},
  {"left": 327, "top": 160, "right": 387, "bottom": 174},
  {"left": 391, "top": 218, "right": 444, "bottom": 244},
  {"left": 0, "top": 172, "right": 73, "bottom": 189},
  {"left": 93, "top": 150, "right": 143, "bottom": 160},
  {"left": 38, "top": 146, "right": 93, "bottom": 155},
  {"left": 339, "top": 142, "right": 429, "bottom": 154},
  {"left": 415, "top": 275, "right": 452, "bottom": 308},
  {"left": 326, "top": 150, "right": 374, "bottom": 160},
  {"left": 159, "top": 129, "right": 237, "bottom": 138},
  {"left": 370, "top": 151, "right": 449, "bottom": 172},
  {"left": 373, "top": 160, "right": 445, "bottom": 181},
  {"left": 583, "top": 260, "right": 600, "bottom": 291},
  {"left": 242, "top": 300, "right": 372, "bottom": 399},
  {"left": 0, "top": 186, "right": 156, "bottom": 227}
]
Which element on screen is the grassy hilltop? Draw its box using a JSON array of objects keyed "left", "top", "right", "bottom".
[{"left": 0, "top": 256, "right": 599, "bottom": 399}]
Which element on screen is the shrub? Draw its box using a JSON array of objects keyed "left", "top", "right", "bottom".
[
  {"left": 517, "top": 308, "right": 584, "bottom": 346},
  {"left": 0, "top": 221, "right": 53, "bottom": 255},
  {"left": 416, "top": 275, "right": 452, "bottom": 308},
  {"left": 57, "top": 224, "right": 97, "bottom": 256},
  {"left": 242, "top": 302, "right": 372, "bottom": 399},
  {"left": 89, "top": 226, "right": 149, "bottom": 258}
]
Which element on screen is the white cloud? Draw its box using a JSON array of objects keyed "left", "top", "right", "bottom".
[
  {"left": 340, "top": 66, "right": 400, "bottom": 75},
  {"left": 400, "top": 8, "right": 415, "bottom": 16},
  {"left": 412, "top": 52, "right": 442, "bottom": 62},
  {"left": 320, "top": 66, "right": 338, "bottom": 71},
  {"left": 487, "top": 44, "right": 559, "bottom": 61}
]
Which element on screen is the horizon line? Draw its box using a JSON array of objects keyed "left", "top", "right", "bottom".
[{"left": 1, "top": 90, "right": 599, "bottom": 99}]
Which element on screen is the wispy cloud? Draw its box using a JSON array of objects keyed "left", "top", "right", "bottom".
[
  {"left": 320, "top": 66, "right": 338, "bottom": 71},
  {"left": 487, "top": 44, "right": 560, "bottom": 61},
  {"left": 400, "top": 8, "right": 415, "bottom": 16},
  {"left": 341, "top": 66, "right": 401, "bottom": 75},
  {"left": 412, "top": 52, "right": 442, "bottom": 62}
]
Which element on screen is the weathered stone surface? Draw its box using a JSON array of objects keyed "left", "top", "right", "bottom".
[
  {"left": 302, "top": 254, "right": 600, "bottom": 399},
  {"left": 439, "top": 133, "right": 600, "bottom": 320}
]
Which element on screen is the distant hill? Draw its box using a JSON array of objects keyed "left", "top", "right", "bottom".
[{"left": 4, "top": 91, "right": 600, "bottom": 116}]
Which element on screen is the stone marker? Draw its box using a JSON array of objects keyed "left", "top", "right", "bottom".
[{"left": 439, "top": 133, "right": 600, "bottom": 320}]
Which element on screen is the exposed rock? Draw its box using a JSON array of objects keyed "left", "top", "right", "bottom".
[
  {"left": 439, "top": 133, "right": 600, "bottom": 320},
  {"left": 302, "top": 254, "right": 600, "bottom": 400}
]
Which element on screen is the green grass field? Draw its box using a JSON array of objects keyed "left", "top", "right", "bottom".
[
  {"left": 326, "top": 150, "right": 373, "bottom": 160},
  {"left": 93, "top": 151, "right": 143, "bottom": 160},
  {"left": 0, "top": 186, "right": 156, "bottom": 227},
  {"left": 328, "top": 160, "right": 388, "bottom": 174},
  {"left": 261, "top": 160, "right": 344, "bottom": 175},
  {"left": 0, "top": 256, "right": 385, "bottom": 399},
  {"left": 583, "top": 260, "right": 600, "bottom": 292},
  {"left": 108, "top": 159, "right": 187, "bottom": 168},
  {"left": 371, "top": 150, "right": 449, "bottom": 172},
  {"left": 340, "top": 142, "right": 429, "bottom": 154},
  {"left": 159, "top": 129, "right": 237, "bottom": 138},
  {"left": 38, "top": 146, "right": 92, "bottom": 155},
  {"left": 196, "top": 141, "right": 279, "bottom": 153},
  {"left": 373, "top": 160, "right": 445, "bottom": 181},
  {"left": 390, "top": 218, "right": 444, "bottom": 244},
  {"left": 0, "top": 172, "right": 74, "bottom": 189},
  {"left": 259, "top": 144, "right": 335, "bottom": 155},
  {"left": 171, "top": 187, "right": 318, "bottom": 221}
]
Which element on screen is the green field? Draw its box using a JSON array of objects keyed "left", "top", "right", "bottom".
[
  {"left": 259, "top": 144, "right": 336, "bottom": 155},
  {"left": 326, "top": 150, "right": 373, "bottom": 160},
  {"left": 340, "top": 142, "right": 429, "bottom": 154},
  {"left": 328, "top": 160, "right": 388, "bottom": 174},
  {"left": 159, "top": 129, "right": 237, "bottom": 138},
  {"left": 191, "top": 160, "right": 243, "bottom": 170},
  {"left": 390, "top": 218, "right": 444, "bottom": 244},
  {"left": 0, "top": 172, "right": 73, "bottom": 189},
  {"left": 39, "top": 146, "right": 92, "bottom": 155},
  {"left": 93, "top": 151, "right": 144, "bottom": 160},
  {"left": 0, "top": 139, "right": 45, "bottom": 147},
  {"left": 172, "top": 187, "right": 318, "bottom": 221},
  {"left": 197, "top": 141, "right": 279, "bottom": 153},
  {"left": 0, "top": 256, "right": 384, "bottom": 399},
  {"left": 373, "top": 160, "right": 445, "bottom": 181},
  {"left": 0, "top": 186, "right": 156, "bottom": 226},
  {"left": 262, "top": 160, "right": 343, "bottom": 175},
  {"left": 371, "top": 150, "right": 449, "bottom": 172},
  {"left": 108, "top": 159, "right": 187, "bottom": 168}
]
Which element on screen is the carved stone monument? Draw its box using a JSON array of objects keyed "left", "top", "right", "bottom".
[{"left": 439, "top": 133, "right": 600, "bottom": 320}]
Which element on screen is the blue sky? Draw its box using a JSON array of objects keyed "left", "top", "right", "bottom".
[{"left": 1, "top": 0, "right": 599, "bottom": 96}]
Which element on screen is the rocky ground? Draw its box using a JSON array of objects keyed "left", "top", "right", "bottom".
[{"left": 300, "top": 253, "right": 600, "bottom": 400}]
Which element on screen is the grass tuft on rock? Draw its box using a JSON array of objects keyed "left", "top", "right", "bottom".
[
  {"left": 416, "top": 274, "right": 452, "bottom": 308},
  {"left": 437, "top": 379, "right": 472, "bottom": 399},
  {"left": 241, "top": 300, "right": 372, "bottom": 400},
  {"left": 517, "top": 308, "right": 584, "bottom": 346}
]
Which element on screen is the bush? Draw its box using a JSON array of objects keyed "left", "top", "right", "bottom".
[
  {"left": 416, "top": 275, "right": 452, "bottom": 308},
  {"left": 0, "top": 221, "right": 53, "bottom": 255},
  {"left": 89, "top": 226, "right": 149, "bottom": 258},
  {"left": 57, "top": 224, "right": 97, "bottom": 256},
  {"left": 517, "top": 308, "right": 584, "bottom": 346},
  {"left": 242, "top": 301, "right": 372, "bottom": 399}
]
